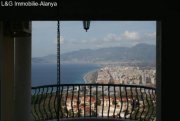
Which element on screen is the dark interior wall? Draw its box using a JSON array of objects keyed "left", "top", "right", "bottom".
[
  {"left": 0, "top": 22, "right": 3, "bottom": 121},
  {"left": 156, "top": 21, "right": 161, "bottom": 121}
]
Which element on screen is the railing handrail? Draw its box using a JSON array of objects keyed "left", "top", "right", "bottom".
[{"left": 32, "top": 84, "right": 156, "bottom": 90}]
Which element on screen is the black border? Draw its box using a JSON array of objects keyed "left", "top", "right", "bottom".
[
  {"left": 0, "top": 0, "right": 178, "bottom": 20},
  {"left": 1, "top": 0, "right": 179, "bottom": 121}
]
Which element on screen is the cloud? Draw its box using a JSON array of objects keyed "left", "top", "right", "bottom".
[
  {"left": 145, "top": 32, "right": 156, "bottom": 40},
  {"left": 60, "top": 31, "right": 156, "bottom": 50},
  {"left": 60, "top": 36, "right": 64, "bottom": 44},
  {"left": 69, "top": 38, "right": 100, "bottom": 44},
  {"left": 103, "top": 33, "right": 121, "bottom": 42},
  {"left": 146, "top": 32, "right": 156, "bottom": 37},
  {"left": 53, "top": 36, "right": 64, "bottom": 44},
  {"left": 122, "top": 31, "right": 141, "bottom": 41}
]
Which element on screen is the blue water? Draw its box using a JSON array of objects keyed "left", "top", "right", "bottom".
[{"left": 32, "top": 63, "right": 99, "bottom": 86}]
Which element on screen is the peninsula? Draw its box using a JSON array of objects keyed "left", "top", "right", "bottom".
[{"left": 83, "top": 65, "right": 156, "bottom": 87}]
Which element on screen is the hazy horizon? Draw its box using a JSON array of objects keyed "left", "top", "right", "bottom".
[{"left": 33, "top": 42, "right": 156, "bottom": 58}]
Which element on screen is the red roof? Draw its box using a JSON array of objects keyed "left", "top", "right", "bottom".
[{"left": 112, "top": 97, "right": 131, "bottom": 102}]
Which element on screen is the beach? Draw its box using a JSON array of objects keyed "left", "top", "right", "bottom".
[{"left": 83, "top": 69, "right": 98, "bottom": 84}]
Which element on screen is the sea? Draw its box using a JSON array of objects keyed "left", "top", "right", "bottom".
[{"left": 32, "top": 63, "right": 99, "bottom": 87}]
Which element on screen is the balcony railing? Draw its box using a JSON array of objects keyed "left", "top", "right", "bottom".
[{"left": 31, "top": 84, "right": 156, "bottom": 121}]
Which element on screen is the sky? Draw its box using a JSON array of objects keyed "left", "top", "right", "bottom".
[{"left": 32, "top": 21, "right": 156, "bottom": 57}]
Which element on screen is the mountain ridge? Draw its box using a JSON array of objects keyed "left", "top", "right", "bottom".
[{"left": 32, "top": 43, "right": 156, "bottom": 65}]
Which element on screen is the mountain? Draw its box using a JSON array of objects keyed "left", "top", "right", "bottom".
[{"left": 32, "top": 43, "right": 156, "bottom": 65}]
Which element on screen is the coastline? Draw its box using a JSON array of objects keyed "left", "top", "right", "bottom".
[{"left": 83, "top": 69, "right": 98, "bottom": 84}]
